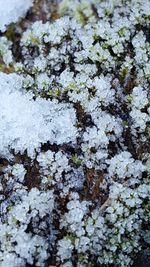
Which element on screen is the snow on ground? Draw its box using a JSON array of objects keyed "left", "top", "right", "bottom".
[
  {"left": 0, "top": 0, "right": 33, "bottom": 32},
  {"left": 0, "top": 73, "right": 77, "bottom": 158}
]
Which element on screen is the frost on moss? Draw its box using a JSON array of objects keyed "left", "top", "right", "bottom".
[{"left": 0, "top": 0, "right": 150, "bottom": 267}]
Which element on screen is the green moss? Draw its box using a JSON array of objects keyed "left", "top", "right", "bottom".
[
  {"left": 71, "top": 154, "right": 82, "bottom": 167},
  {"left": 67, "top": 83, "right": 77, "bottom": 91},
  {"left": 126, "top": 95, "right": 132, "bottom": 103},
  {"left": 5, "top": 23, "right": 17, "bottom": 41},
  {"left": 12, "top": 216, "right": 19, "bottom": 224},
  {"left": 120, "top": 66, "right": 129, "bottom": 81},
  {"left": 118, "top": 27, "right": 125, "bottom": 37},
  {"left": 105, "top": 9, "right": 113, "bottom": 17},
  {"left": 66, "top": 234, "right": 76, "bottom": 243},
  {"left": 123, "top": 120, "right": 129, "bottom": 128},
  {"left": 29, "top": 33, "right": 41, "bottom": 45},
  {"left": 47, "top": 175, "right": 53, "bottom": 183},
  {"left": 5, "top": 232, "right": 11, "bottom": 241},
  {"left": 0, "top": 63, "right": 5, "bottom": 72},
  {"left": 7, "top": 205, "right": 13, "bottom": 212},
  {"left": 47, "top": 88, "right": 61, "bottom": 97},
  {"left": 102, "top": 42, "right": 109, "bottom": 49}
]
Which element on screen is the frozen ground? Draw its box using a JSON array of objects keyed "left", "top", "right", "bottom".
[{"left": 0, "top": 0, "right": 149, "bottom": 267}]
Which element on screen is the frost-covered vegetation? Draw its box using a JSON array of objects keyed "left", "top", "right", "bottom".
[{"left": 0, "top": 0, "right": 150, "bottom": 267}]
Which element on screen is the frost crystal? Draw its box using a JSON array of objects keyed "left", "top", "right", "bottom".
[{"left": 0, "top": 73, "right": 77, "bottom": 158}]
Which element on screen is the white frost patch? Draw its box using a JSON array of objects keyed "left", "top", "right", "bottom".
[
  {"left": 0, "top": 73, "right": 77, "bottom": 158},
  {"left": 0, "top": 0, "right": 33, "bottom": 32}
]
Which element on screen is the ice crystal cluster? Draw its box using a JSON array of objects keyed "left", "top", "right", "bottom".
[
  {"left": 0, "top": 0, "right": 150, "bottom": 267},
  {"left": 0, "top": 73, "right": 77, "bottom": 158}
]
